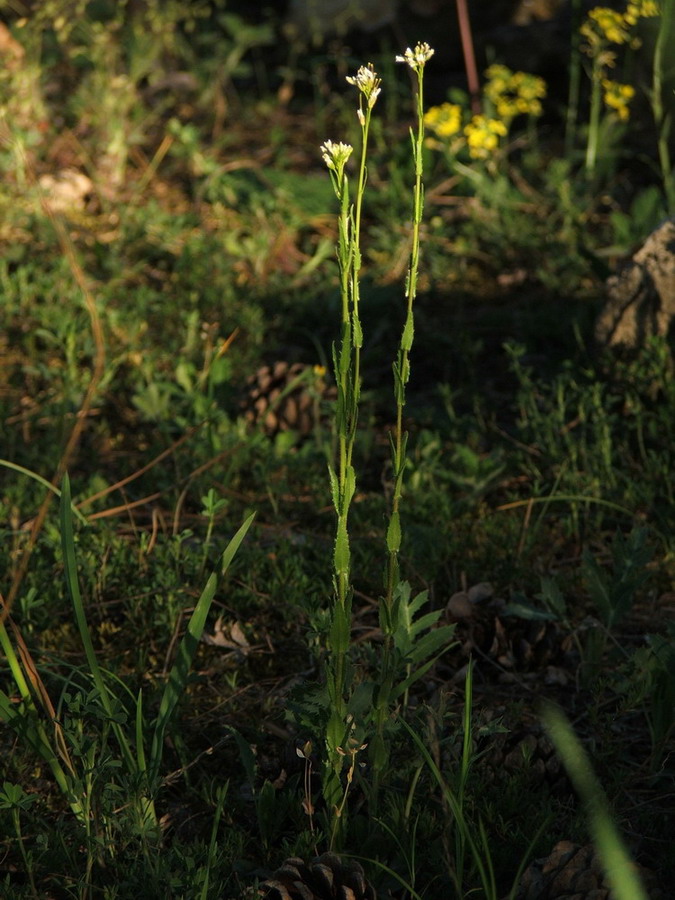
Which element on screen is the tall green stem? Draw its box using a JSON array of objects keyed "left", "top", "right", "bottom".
[
  {"left": 321, "top": 111, "right": 376, "bottom": 834},
  {"left": 565, "top": 0, "right": 584, "bottom": 156},
  {"left": 652, "top": 0, "right": 674, "bottom": 208},
  {"left": 348, "top": 105, "right": 373, "bottom": 467},
  {"left": 585, "top": 56, "right": 602, "bottom": 176},
  {"left": 372, "top": 47, "right": 431, "bottom": 791}
]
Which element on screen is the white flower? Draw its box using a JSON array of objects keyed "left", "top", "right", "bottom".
[
  {"left": 346, "top": 63, "right": 382, "bottom": 109},
  {"left": 320, "top": 140, "right": 353, "bottom": 170},
  {"left": 396, "top": 42, "right": 435, "bottom": 71}
]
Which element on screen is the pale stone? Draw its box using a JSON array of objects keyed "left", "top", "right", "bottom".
[{"left": 596, "top": 218, "right": 675, "bottom": 348}]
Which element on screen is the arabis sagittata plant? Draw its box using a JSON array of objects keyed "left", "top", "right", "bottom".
[
  {"left": 320, "top": 59, "right": 382, "bottom": 847},
  {"left": 318, "top": 41, "right": 455, "bottom": 844}
]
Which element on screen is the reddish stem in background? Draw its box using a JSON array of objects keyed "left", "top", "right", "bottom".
[{"left": 455, "top": 0, "right": 481, "bottom": 115}]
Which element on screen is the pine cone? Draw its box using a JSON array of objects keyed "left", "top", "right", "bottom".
[
  {"left": 260, "top": 852, "right": 375, "bottom": 900},
  {"left": 477, "top": 721, "right": 567, "bottom": 795},
  {"left": 241, "top": 361, "right": 333, "bottom": 437},
  {"left": 444, "top": 587, "right": 574, "bottom": 684},
  {"left": 514, "top": 840, "right": 664, "bottom": 899}
]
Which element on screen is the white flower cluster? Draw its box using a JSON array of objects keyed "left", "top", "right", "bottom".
[
  {"left": 320, "top": 140, "right": 353, "bottom": 171},
  {"left": 396, "top": 42, "right": 435, "bottom": 71},
  {"left": 346, "top": 63, "right": 382, "bottom": 110}
]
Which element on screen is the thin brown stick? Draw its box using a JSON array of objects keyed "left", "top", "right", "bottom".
[
  {"left": 0, "top": 593, "right": 76, "bottom": 776},
  {"left": 85, "top": 492, "right": 163, "bottom": 522},
  {"left": 455, "top": 0, "right": 481, "bottom": 115},
  {"left": 2, "top": 141, "right": 106, "bottom": 623},
  {"left": 76, "top": 422, "right": 205, "bottom": 508}
]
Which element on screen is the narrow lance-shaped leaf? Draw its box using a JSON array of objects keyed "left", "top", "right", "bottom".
[
  {"left": 334, "top": 518, "right": 350, "bottom": 577},
  {"left": 401, "top": 311, "right": 414, "bottom": 352},
  {"left": 387, "top": 511, "right": 401, "bottom": 553},
  {"left": 329, "top": 601, "right": 352, "bottom": 655},
  {"left": 543, "top": 705, "right": 649, "bottom": 900},
  {"left": 344, "top": 464, "right": 356, "bottom": 509},
  {"left": 60, "top": 475, "right": 136, "bottom": 775},
  {"left": 149, "top": 513, "right": 254, "bottom": 784},
  {"left": 328, "top": 464, "right": 340, "bottom": 513}
]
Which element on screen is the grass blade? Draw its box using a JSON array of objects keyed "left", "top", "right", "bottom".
[
  {"left": 149, "top": 513, "right": 255, "bottom": 783},
  {"left": 542, "top": 704, "right": 649, "bottom": 900},
  {"left": 0, "top": 459, "right": 88, "bottom": 525},
  {"left": 60, "top": 474, "right": 136, "bottom": 774}
]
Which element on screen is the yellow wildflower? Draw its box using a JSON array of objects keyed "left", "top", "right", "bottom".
[
  {"left": 464, "top": 115, "right": 507, "bottom": 159},
  {"left": 424, "top": 102, "right": 463, "bottom": 139},
  {"left": 582, "top": 7, "right": 632, "bottom": 46},
  {"left": 602, "top": 79, "right": 635, "bottom": 120},
  {"left": 484, "top": 65, "right": 546, "bottom": 123},
  {"left": 624, "top": 0, "right": 660, "bottom": 23},
  {"left": 484, "top": 64, "right": 511, "bottom": 96}
]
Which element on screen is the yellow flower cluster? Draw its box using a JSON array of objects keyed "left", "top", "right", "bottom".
[
  {"left": 424, "top": 102, "right": 463, "bottom": 138},
  {"left": 424, "top": 63, "right": 546, "bottom": 160},
  {"left": 464, "top": 115, "right": 507, "bottom": 159},
  {"left": 624, "top": 0, "right": 660, "bottom": 23},
  {"left": 484, "top": 64, "right": 547, "bottom": 121},
  {"left": 580, "top": 1, "right": 659, "bottom": 124},
  {"left": 581, "top": 1, "right": 660, "bottom": 52},
  {"left": 582, "top": 7, "right": 632, "bottom": 45},
  {"left": 601, "top": 79, "right": 635, "bottom": 120}
]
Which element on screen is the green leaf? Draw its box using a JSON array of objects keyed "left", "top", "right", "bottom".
[
  {"left": 60, "top": 475, "right": 136, "bottom": 775},
  {"left": 149, "top": 513, "right": 254, "bottom": 782},
  {"left": 401, "top": 311, "right": 414, "bottom": 352},
  {"left": 224, "top": 725, "right": 258, "bottom": 793},
  {"left": 353, "top": 312, "right": 363, "bottom": 349},
  {"left": 542, "top": 706, "right": 649, "bottom": 900},
  {"left": 135, "top": 689, "right": 147, "bottom": 774},
  {"left": 391, "top": 649, "right": 446, "bottom": 702},
  {"left": 326, "top": 709, "right": 347, "bottom": 758},
  {"left": 334, "top": 519, "right": 350, "bottom": 576},
  {"left": 344, "top": 464, "right": 356, "bottom": 509},
  {"left": 348, "top": 681, "right": 375, "bottom": 720},
  {"left": 392, "top": 585, "right": 432, "bottom": 648},
  {"left": 329, "top": 602, "right": 351, "bottom": 656},
  {"left": 537, "top": 577, "right": 567, "bottom": 618},
  {"left": 149, "top": 572, "right": 217, "bottom": 782},
  {"left": 502, "top": 601, "right": 558, "bottom": 622},
  {"left": 257, "top": 779, "right": 281, "bottom": 846},
  {"left": 221, "top": 512, "right": 256, "bottom": 575},
  {"left": 0, "top": 692, "right": 58, "bottom": 768},
  {"left": 407, "top": 609, "right": 443, "bottom": 639},
  {"left": 405, "top": 625, "right": 456, "bottom": 667},
  {"left": 386, "top": 511, "right": 401, "bottom": 553},
  {"left": 0, "top": 459, "right": 88, "bottom": 525},
  {"left": 328, "top": 465, "right": 340, "bottom": 513},
  {"left": 405, "top": 587, "right": 428, "bottom": 618}
]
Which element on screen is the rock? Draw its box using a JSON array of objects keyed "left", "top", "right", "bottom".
[
  {"left": 595, "top": 218, "right": 675, "bottom": 348},
  {"left": 38, "top": 169, "right": 94, "bottom": 212},
  {"left": 0, "top": 22, "right": 25, "bottom": 71}
]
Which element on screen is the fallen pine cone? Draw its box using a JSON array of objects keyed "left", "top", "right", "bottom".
[
  {"left": 260, "top": 852, "right": 375, "bottom": 900},
  {"left": 240, "top": 361, "right": 334, "bottom": 437},
  {"left": 513, "top": 840, "right": 664, "bottom": 899}
]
